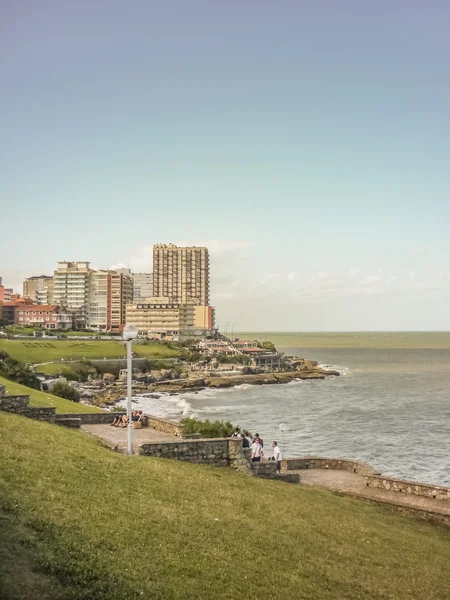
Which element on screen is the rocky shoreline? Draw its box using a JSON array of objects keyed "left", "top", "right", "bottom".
[{"left": 73, "top": 359, "right": 340, "bottom": 409}]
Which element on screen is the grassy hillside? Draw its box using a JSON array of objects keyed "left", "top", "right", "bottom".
[
  {"left": 1, "top": 413, "right": 449, "bottom": 600},
  {"left": 0, "top": 375, "right": 101, "bottom": 414},
  {"left": 0, "top": 338, "right": 180, "bottom": 364}
]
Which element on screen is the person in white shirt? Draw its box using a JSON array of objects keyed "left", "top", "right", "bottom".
[
  {"left": 250, "top": 439, "right": 263, "bottom": 462},
  {"left": 272, "top": 441, "right": 282, "bottom": 472}
]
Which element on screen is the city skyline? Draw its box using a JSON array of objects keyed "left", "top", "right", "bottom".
[{"left": 1, "top": 2, "right": 450, "bottom": 330}]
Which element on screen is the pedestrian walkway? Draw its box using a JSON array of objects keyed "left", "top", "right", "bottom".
[
  {"left": 295, "top": 468, "right": 450, "bottom": 518},
  {"left": 81, "top": 423, "right": 178, "bottom": 452}
]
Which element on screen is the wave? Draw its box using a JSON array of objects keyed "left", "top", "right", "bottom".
[{"left": 318, "top": 363, "right": 352, "bottom": 376}]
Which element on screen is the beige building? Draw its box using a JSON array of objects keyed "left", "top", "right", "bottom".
[
  {"left": 109, "top": 272, "right": 134, "bottom": 332},
  {"left": 153, "top": 244, "right": 209, "bottom": 305},
  {"left": 23, "top": 275, "right": 54, "bottom": 302},
  {"left": 126, "top": 297, "right": 214, "bottom": 337}
]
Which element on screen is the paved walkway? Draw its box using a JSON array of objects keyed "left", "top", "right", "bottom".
[
  {"left": 81, "top": 424, "right": 177, "bottom": 452},
  {"left": 295, "top": 468, "right": 450, "bottom": 518}
]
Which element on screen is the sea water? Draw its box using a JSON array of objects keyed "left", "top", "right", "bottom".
[{"left": 121, "top": 333, "right": 450, "bottom": 487}]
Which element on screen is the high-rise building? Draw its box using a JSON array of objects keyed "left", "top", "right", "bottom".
[
  {"left": 23, "top": 275, "right": 54, "bottom": 302},
  {"left": 132, "top": 272, "right": 153, "bottom": 300},
  {"left": 152, "top": 244, "right": 209, "bottom": 305},
  {"left": 108, "top": 272, "right": 134, "bottom": 332},
  {"left": 115, "top": 269, "right": 153, "bottom": 301},
  {"left": 53, "top": 261, "right": 92, "bottom": 328},
  {"left": 86, "top": 271, "right": 109, "bottom": 331}
]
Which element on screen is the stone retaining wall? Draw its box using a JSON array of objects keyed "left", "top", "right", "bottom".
[
  {"left": 139, "top": 438, "right": 229, "bottom": 466},
  {"left": 282, "top": 456, "right": 380, "bottom": 476},
  {"left": 56, "top": 412, "right": 123, "bottom": 425},
  {"left": 0, "top": 394, "right": 30, "bottom": 412},
  {"left": 0, "top": 393, "right": 55, "bottom": 423},
  {"left": 365, "top": 475, "right": 450, "bottom": 502},
  {"left": 22, "top": 407, "right": 56, "bottom": 423},
  {"left": 145, "top": 415, "right": 183, "bottom": 437}
]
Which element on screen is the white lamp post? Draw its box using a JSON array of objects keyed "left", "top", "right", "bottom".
[
  {"left": 123, "top": 324, "right": 138, "bottom": 455},
  {"left": 279, "top": 422, "right": 288, "bottom": 455}
]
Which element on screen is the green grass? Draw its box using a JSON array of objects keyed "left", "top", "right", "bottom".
[
  {"left": 0, "top": 338, "right": 180, "bottom": 365},
  {"left": 0, "top": 375, "right": 101, "bottom": 414},
  {"left": 0, "top": 413, "right": 449, "bottom": 600},
  {"left": 133, "top": 343, "right": 180, "bottom": 359},
  {"left": 0, "top": 339, "right": 127, "bottom": 364},
  {"left": 35, "top": 362, "right": 94, "bottom": 377}
]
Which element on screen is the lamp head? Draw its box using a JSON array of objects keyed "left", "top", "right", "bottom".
[{"left": 123, "top": 324, "right": 138, "bottom": 341}]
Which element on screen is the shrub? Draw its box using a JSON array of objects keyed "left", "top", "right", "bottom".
[
  {"left": 0, "top": 357, "right": 41, "bottom": 389},
  {"left": 181, "top": 417, "right": 236, "bottom": 438},
  {"left": 50, "top": 381, "right": 81, "bottom": 402}
]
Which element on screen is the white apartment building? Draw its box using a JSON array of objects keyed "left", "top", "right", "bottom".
[
  {"left": 53, "top": 261, "right": 92, "bottom": 328},
  {"left": 86, "top": 271, "right": 109, "bottom": 332}
]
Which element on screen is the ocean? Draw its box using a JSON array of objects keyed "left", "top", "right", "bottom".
[{"left": 124, "top": 332, "right": 450, "bottom": 487}]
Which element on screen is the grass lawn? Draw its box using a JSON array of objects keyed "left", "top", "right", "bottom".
[
  {"left": 0, "top": 339, "right": 181, "bottom": 364},
  {"left": 35, "top": 362, "right": 95, "bottom": 377},
  {"left": 133, "top": 343, "right": 180, "bottom": 359},
  {"left": 1, "top": 413, "right": 449, "bottom": 600},
  {"left": 0, "top": 339, "right": 127, "bottom": 364},
  {"left": 0, "top": 375, "right": 101, "bottom": 414}
]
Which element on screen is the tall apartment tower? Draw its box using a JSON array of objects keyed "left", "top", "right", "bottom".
[
  {"left": 53, "top": 261, "right": 92, "bottom": 328},
  {"left": 152, "top": 244, "right": 209, "bottom": 305}
]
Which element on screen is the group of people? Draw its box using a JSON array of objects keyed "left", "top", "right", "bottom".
[
  {"left": 231, "top": 428, "right": 283, "bottom": 472},
  {"left": 111, "top": 410, "right": 145, "bottom": 428}
]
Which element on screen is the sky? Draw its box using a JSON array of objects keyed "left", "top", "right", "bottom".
[{"left": 1, "top": 0, "right": 450, "bottom": 331}]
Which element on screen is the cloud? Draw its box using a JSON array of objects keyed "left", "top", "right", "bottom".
[{"left": 111, "top": 240, "right": 256, "bottom": 272}]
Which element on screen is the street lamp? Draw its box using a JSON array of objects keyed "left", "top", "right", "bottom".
[
  {"left": 279, "top": 422, "right": 288, "bottom": 456},
  {"left": 123, "top": 324, "right": 138, "bottom": 455},
  {"left": 223, "top": 322, "right": 230, "bottom": 338},
  {"left": 231, "top": 323, "right": 236, "bottom": 341}
]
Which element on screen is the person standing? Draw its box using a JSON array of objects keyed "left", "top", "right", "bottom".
[
  {"left": 251, "top": 438, "right": 263, "bottom": 462},
  {"left": 255, "top": 433, "right": 264, "bottom": 448},
  {"left": 272, "top": 441, "right": 282, "bottom": 473}
]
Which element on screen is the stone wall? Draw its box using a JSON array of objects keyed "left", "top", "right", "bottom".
[
  {"left": 0, "top": 393, "right": 55, "bottom": 423},
  {"left": 22, "top": 407, "right": 56, "bottom": 423},
  {"left": 365, "top": 475, "right": 450, "bottom": 502},
  {"left": 145, "top": 415, "right": 183, "bottom": 436},
  {"left": 139, "top": 438, "right": 229, "bottom": 467},
  {"left": 0, "top": 394, "right": 30, "bottom": 412},
  {"left": 282, "top": 456, "right": 380, "bottom": 476},
  {"left": 55, "top": 412, "right": 123, "bottom": 425}
]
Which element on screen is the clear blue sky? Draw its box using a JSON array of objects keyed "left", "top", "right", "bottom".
[{"left": 1, "top": 1, "right": 449, "bottom": 330}]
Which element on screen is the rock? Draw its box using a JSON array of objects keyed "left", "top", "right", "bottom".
[
  {"left": 103, "top": 373, "right": 116, "bottom": 383},
  {"left": 150, "top": 370, "right": 164, "bottom": 382}
]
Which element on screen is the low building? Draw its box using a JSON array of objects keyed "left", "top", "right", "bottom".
[
  {"left": 15, "top": 304, "right": 72, "bottom": 330},
  {"left": 126, "top": 297, "right": 215, "bottom": 337},
  {"left": 199, "top": 340, "right": 236, "bottom": 355},
  {"left": 0, "top": 297, "right": 34, "bottom": 323}
]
